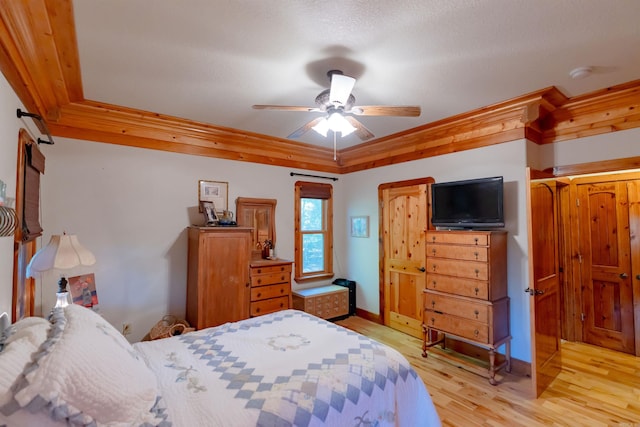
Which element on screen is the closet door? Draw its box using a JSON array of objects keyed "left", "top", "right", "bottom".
[{"left": 577, "top": 181, "right": 634, "bottom": 354}]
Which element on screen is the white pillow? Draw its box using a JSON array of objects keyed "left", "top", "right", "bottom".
[{"left": 1, "top": 304, "right": 169, "bottom": 426}]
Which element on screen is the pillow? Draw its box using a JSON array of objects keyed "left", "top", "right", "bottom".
[{"left": 1, "top": 304, "right": 169, "bottom": 426}]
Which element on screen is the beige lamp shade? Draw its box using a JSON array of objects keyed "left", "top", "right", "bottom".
[{"left": 26, "top": 234, "right": 96, "bottom": 277}]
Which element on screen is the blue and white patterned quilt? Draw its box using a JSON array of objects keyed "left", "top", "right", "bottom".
[{"left": 134, "top": 310, "right": 441, "bottom": 427}]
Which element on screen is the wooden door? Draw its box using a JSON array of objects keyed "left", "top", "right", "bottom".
[
  {"left": 380, "top": 179, "right": 430, "bottom": 338},
  {"left": 526, "top": 168, "right": 562, "bottom": 397},
  {"left": 577, "top": 181, "right": 635, "bottom": 354}
]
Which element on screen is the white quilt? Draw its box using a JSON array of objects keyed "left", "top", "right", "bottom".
[{"left": 134, "top": 310, "right": 441, "bottom": 427}]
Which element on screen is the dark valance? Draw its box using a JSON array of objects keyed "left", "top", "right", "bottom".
[
  {"left": 23, "top": 143, "right": 45, "bottom": 242},
  {"left": 298, "top": 182, "right": 332, "bottom": 199}
]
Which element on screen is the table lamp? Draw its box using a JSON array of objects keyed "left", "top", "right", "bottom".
[{"left": 26, "top": 233, "right": 96, "bottom": 308}]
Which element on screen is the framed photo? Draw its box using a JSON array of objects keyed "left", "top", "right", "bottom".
[
  {"left": 351, "top": 216, "right": 369, "bottom": 238},
  {"left": 198, "top": 180, "right": 228, "bottom": 213},
  {"left": 200, "top": 201, "right": 218, "bottom": 225},
  {"left": 68, "top": 273, "right": 99, "bottom": 312}
]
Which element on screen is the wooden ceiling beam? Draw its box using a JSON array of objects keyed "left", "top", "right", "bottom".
[{"left": 1, "top": 0, "right": 639, "bottom": 174}]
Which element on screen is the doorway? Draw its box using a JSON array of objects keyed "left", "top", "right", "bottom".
[
  {"left": 379, "top": 178, "right": 433, "bottom": 339},
  {"left": 567, "top": 172, "right": 640, "bottom": 355}
]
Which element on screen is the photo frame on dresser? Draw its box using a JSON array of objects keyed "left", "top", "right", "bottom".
[{"left": 200, "top": 201, "right": 218, "bottom": 225}]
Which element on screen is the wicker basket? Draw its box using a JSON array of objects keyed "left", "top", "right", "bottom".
[{"left": 149, "top": 315, "right": 195, "bottom": 340}]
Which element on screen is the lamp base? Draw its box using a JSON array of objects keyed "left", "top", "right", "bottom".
[{"left": 54, "top": 291, "right": 70, "bottom": 308}]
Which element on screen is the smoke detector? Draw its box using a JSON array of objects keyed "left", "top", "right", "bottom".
[{"left": 569, "top": 66, "right": 593, "bottom": 79}]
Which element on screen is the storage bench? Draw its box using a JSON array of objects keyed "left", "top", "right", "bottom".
[{"left": 292, "top": 285, "right": 349, "bottom": 320}]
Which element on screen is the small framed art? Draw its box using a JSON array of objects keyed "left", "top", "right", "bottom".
[
  {"left": 198, "top": 180, "right": 228, "bottom": 213},
  {"left": 68, "top": 273, "right": 99, "bottom": 312},
  {"left": 350, "top": 216, "right": 369, "bottom": 238},
  {"left": 200, "top": 201, "right": 218, "bottom": 225}
]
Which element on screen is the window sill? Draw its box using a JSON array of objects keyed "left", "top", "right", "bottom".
[{"left": 294, "top": 273, "right": 334, "bottom": 284}]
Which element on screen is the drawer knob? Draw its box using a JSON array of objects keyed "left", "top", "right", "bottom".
[
  {"left": 256, "top": 308, "right": 261, "bottom": 313},
  {"left": 257, "top": 269, "right": 262, "bottom": 273},
  {"left": 432, "top": 264, "right": 437, "bottom": 272},
  {"left": 430, "top": 317, "right": 435, "bottom": 325},
  {"left": 280, "top": 303, "right": 284, "bottom": 307},
  {"left": 474, "top": 287, "right": 479, "bottom": 296},
  {"left": 257, "top": 293, "right": 262, "bottom": 298},
  {"left": 474, "top": 309, "right": 479, "bottom": 319},
  {"left": 474, "top": 251, "right": 479, "bottom": 260},
  {"left": 280, "top": 276, "right": 285, "bottom": 280},
  {"left": 474, "top": 237, "right": 479, "bottom": 245},
  {"left": 432, "top": 280, "right": 437, "bottom": 288},
  {"left": 431, "top": 248, "right": 436, "bottom": 256},
  {"left": 474, "top": 329, "right": 479, "bottom": 337},
  {"left": 431, "top": 300, "right": 436, "bottom": 309},
  {"left": 257, "top": 279, "right": 262, "bottom": 284},
  {"left": 280, "top": 289, "right": 284, "bottom": 294},
  {"left": 432, "top": 236, "right": 436, "bottom": 242},
  {"left": 474, "top": 269, "right": 479, "bottom": 278}
]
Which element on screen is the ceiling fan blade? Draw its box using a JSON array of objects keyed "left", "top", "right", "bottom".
[
  {"left": 344, "top": 116, "right": 375, "bottom": 141},
  {"left": 329, "top": 74, "right": 356, "bottom": 107},
  {"left": 252, "top": 105, "right": 323, "bottom": 113},
  {"left": 350, "top": 105, "right": 421, "bottom": 117},
  {"left": 287, "top": 117, "right": 325, "bottom": 139}
]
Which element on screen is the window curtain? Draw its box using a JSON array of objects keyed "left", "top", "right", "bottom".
[
  {"left": 298, "top": 182, "right": 332, "bottom": 199},
  {"left": 22, "top": 143, "right": 45, "bottom": 242}
]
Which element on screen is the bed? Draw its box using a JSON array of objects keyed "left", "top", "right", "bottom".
[{"left": 0, "top": 305, "right": 441, "bottom": 426}]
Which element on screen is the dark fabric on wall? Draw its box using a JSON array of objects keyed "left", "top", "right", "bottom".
[
  {"left": 298, "top": 182, "right": 332, "bottom": 199},
  {"left": 23, "top": 143, "right": 45, "bottom": 242}
]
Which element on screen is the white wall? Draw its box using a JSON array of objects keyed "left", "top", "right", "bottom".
[
  {"left": 0, "top": 75, "right": 45, "bottom": 318},
  {"left": 537, "top": 127, "right": 640, "bottom": 170},
  {"left": 342, "top": 140, "right": 531, "bottom": 360},
  {"left": 37, "top": 137, "right": 347, "bottom": 341}
]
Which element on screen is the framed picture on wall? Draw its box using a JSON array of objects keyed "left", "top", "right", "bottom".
[
  {"left": 350, "top": 216, "right": 369, "bottom": 238},
  {"left": 198, "top": 180, "right": 228, "bottom": 214},
  {"left": 68, "top": 273, "right": 99, "bottom": 312}
]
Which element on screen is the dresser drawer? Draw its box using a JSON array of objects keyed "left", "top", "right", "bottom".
[
  {"left": 427, "top": 232, "right": 488, "bottom": 246},
  {"left": 251, "top": 271, "right": 290, "bottom": 287},
  {"left": 251, "top": 283, "right": 290, "bottom": 301},
  {"left": 427, "top": 243, "right": 488, "bottom": 262},
  {"left": 424, "top": 292, "right": 489, "bottom": 323},
  {"left": 424, "top": 311, "right": 489, "bottom": 343},
  {"left": 251, "top": 264, "right": 292, "bottom": 275},
  {"left": 427, "top": 258, "right": 488, "bottom": 280},
  {"left": 426, "top": 274, "right": 489, "bottom": 299},
  {"left": 250, "top": 296, "right": 289, "bottom": 317}
]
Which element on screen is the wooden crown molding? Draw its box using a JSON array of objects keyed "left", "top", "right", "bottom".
[{"left": 1, "top": 0, "right": 639, "bottom": 174}]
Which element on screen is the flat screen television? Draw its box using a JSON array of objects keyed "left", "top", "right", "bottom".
[{"left": 431, "top": 176, "right": 504, "bottom": 229}]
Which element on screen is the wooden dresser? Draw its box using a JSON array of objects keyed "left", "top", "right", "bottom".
[
  {"left": 249, "top": 259, "right": 293, "bottom": 317},
  {"left": 186, "top": 226, "right": 253, "bottom": 329},
  {"left": 422, "top": 229, "right": 511, "bottom": 385}
]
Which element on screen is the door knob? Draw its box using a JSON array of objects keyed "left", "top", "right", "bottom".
[
  {"left": 620, "top": 273, "right": 629, "bottom": 279},
  {"left": 524, "top": 288, "right": 544, "bottom": 296},
  {"left": 417, "top": 266, "right": 426, "bottom": 272}
]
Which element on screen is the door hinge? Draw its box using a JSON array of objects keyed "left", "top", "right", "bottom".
[
  {"left": 577, "top": 253, "right": 583, "bottom": 264},
  {"left": 576, "top": 198, "right": 580, "bottom": 207},
  {"left": 581, "top": 312, "right": 586, "bottom": 322}
]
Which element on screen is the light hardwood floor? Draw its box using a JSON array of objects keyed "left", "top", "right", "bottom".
[{"left": 335, "top": 316, "right": 640, "bottom": 427}]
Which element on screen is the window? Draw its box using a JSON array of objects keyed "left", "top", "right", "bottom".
[{"left": 294, "top": 181, "right": 333, "bottom": 282}]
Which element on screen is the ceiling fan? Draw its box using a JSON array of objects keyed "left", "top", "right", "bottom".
[{"left": 252, "top": 70, "right": 421, "bottom": 142}]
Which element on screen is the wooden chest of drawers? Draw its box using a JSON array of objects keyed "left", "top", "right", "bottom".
[
  {"left": 423, "top": 230, "right": 511, "bottom": 385},
  {"left": 249, "top": 259, "right": 292, "bottom": 317},
  {"left": 292, "top": 285, "right": 349, "bottom": 320}
]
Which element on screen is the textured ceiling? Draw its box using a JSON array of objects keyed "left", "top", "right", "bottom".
[{"left": 72, "top": 0, "right": 640, "bottom": 149}]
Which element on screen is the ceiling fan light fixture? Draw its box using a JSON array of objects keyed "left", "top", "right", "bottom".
[
  {"left": 312, "top": 118, "right": 330, "bottom": 137},
  {"left": 327, "top": 112, "right": 356, "bottom": 136}
]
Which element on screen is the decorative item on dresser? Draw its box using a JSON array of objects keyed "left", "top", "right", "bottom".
[
  {"left": 422, "top": 229, "right": 511, "bottom": 385},
  {"left": 249, "top": 259, "right": 293, "bottom": 317},
  {"left": 185, "top": 226, "right": 253, "bottom": 329}
]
